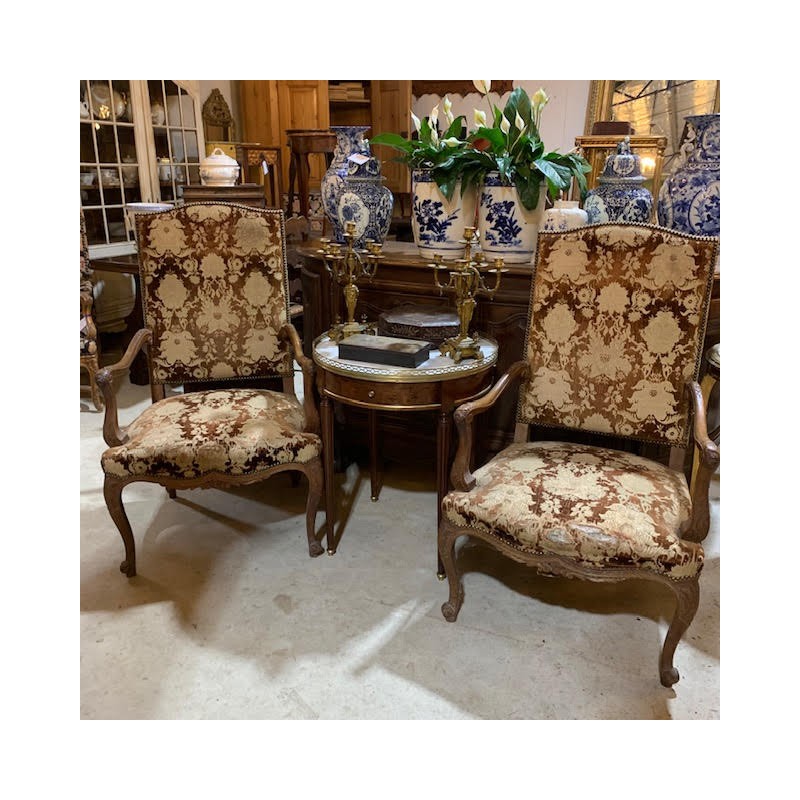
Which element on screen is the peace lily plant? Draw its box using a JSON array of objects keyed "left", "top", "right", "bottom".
[
  {"left": 463, "top": 80, "right": 592, "bottom": 211},
  {"left": 371, "top": 82, "right": 591, "bottom": 212},
  {"left": 370, "top": 95, "right": 473, "bottom": 200}
]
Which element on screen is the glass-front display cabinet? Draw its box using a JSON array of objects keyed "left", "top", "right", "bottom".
[{"left": 80, "top": 79, "right": 205, "bottom": 257}]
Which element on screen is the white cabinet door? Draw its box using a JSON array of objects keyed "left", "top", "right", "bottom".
[{"left": 80, "top": 79, "right": 205, "bottom": 258}]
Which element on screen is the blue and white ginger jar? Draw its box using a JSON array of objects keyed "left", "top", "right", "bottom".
[
  {"left": 336, "top": 156, "right": 394, "bottom": 248},
  {"left": 657, "top": 113, "right": 720, "bottom": 236},
  {"left": 584, "top": 137, "right": 653, "bottom": 225},
  {"left": 321, "top": 125, "right": 371, "bottom": 242}
]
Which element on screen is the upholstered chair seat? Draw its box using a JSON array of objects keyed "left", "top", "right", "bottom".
[
  {"left": 442, "top": 441, "right": 699, "bottom": 579},
  {"left": 101, "top": 389, "right": 321, "bottom": 480}
]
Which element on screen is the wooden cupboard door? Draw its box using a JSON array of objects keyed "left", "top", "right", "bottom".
[
  {"left": 371, "top": 80, "right": 411, "bottom": 196},
  {"left": 240, "top": 80, "right": 280, "bottom": 145},
  {"left": 277, "top": 80, "right": 330, "bottom": 191}
]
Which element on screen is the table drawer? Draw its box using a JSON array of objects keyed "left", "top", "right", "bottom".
[{"left": 321, "top": 371, "right": 441, "bottom": 409}]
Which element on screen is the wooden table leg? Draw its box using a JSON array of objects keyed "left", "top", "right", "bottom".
[
  {"left": 298, "top": 154, "right": 311, "bottom": 219},
  {"left": 287, "top": 154, "right": 297, "bottom": 216},
  {"left": 128, "top": 273, "right": 149, "bottom": 386},
  {"left": 435, "top": 409, "right": 452, "bottom": 578},
  {"left": 369, "top": 409, "right": 380, "bottom": 502},
  {"left": 321, "top": 394, "right": 337, "bottom": 554}
]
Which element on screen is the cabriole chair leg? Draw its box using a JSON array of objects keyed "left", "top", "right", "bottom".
[{"left": 103, "top": 475, "right": 137, "bottom": 577}]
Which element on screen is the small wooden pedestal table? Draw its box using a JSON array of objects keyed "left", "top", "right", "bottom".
[{"left": 313, "top": 333, "right": 498, "bottom": 576}]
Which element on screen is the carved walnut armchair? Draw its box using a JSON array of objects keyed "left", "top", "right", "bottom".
[
  {"left": 96, "top": 203, "right": 324, "bottom": 577},
  {"left": 438, "top": 223, "right": 720, "bottom": 687}
]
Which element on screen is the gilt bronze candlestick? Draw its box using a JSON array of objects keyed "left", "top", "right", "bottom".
[
  {"left": 429, "top": 227, "right": 506, "bottom": 362},
  {"left": 318, "top": 221, "right": 384, "bottom": 341}
]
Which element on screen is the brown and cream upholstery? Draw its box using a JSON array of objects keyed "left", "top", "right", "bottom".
[
  {"left": 438, "top": 223, "right": 720, "bottom": 688},
  {"left": 80, "top": 207, "right": 102, "bottom": 411},
  {"left": 97, "top": 203, "right": 325, "bottom": 578}
]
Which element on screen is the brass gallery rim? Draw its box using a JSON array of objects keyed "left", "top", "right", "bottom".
[{"left": 312, "top": 334, "right": 498, "bottom": 383}]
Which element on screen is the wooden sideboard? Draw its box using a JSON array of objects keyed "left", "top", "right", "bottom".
[{"left": 299, "top": 240, "right": 721, "bottom": 468}]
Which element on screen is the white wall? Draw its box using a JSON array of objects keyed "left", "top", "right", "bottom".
[{"left": 413, "top": 80, "right": 590, "bottom": 155}]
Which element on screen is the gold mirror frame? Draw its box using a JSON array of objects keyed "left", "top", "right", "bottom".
[{"left": 584, "top": 80, "right": 720, "bottom": 135}]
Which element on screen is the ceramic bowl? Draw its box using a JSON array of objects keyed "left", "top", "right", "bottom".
[{"left": 199, "top": 147, "right": 240, "bottom": 186}]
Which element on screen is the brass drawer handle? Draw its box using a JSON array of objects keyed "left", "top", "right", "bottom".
[{"left": 368, "top": 390, "right": 375, "bottom": 399}]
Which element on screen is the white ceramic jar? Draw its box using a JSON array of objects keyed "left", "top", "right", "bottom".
[
  {"left": 542, "top": 200, "right": 589, "bottom": 232},
  {"left": 199, "top": 147, "right": 240, "bottom": 186}
]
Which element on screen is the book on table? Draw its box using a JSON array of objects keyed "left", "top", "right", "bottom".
[{"left": 337, "top": 334, "right": 433, "bottom": 368}]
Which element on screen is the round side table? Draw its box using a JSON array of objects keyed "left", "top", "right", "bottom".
[{"left": 313, "top": 334, "right": 498, "bottom": 575}]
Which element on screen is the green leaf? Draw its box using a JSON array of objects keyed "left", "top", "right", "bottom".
[
  {"left": 369, "top": 132, "right": 414, "bottom": 151},
  {"left": 514, "top": 174, "right": 542, "bottom": 210},
  {"left": 444, "top": 115, "right": 466, "bottom": 140}
]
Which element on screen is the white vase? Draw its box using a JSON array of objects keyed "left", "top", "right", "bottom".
[
  {"left": 411, "top": 169, "right": 478, "bottom": 257},
  {"left": 542, "top": 199, "right": 589, "bottom": 232},
  {"left": 477, "top": 172, "right": 547, "bottom": 264}
]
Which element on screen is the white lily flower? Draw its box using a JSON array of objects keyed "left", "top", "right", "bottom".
[
  {"left": 500, "top": 115, "right": 510, "bottom": 134},
  {"left": 473, "top": 109, "right": 487, "bottom": 128},
  {"left": 410, "top": 111, "right": 421, "bottom": 133},
  {"left": 443, "top": 95, "right": 453, "bottom": 125},
  {"left": 472, "top": 80, "right": 491, "bottom": 95},
  {"left": 515, "top": 111, "right": 525, "bottom": 131},
  {"left": 430, "top": 127, "right": 439, "bottom": 145},
  {"left": 531, "top": 88, "right": 549, "bottom": 108},
  {"left": 442, "top": 136, "right": 460, "bottom": 147},
  {"left": 429, "top": 104, "right": 439, "bottom": 129}
]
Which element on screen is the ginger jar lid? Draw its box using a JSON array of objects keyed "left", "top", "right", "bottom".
[{"left": 598, "top": 136, "right": 645, "bottom": 184}]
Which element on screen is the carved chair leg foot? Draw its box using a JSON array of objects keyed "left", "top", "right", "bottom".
[
  {"left": 305, "top": 461, "right": 324, "bottom": 558},
  {"left": 166, "top": 488, "right": 177, "bottom": 499},
  {"left": 439, "top": 523, "right": 464, "bottom": 622},
  {"left": 104, "top": 475, "right": 136, "bottom": 578},
  {"left": 660, "top": 577, "right": 700, "bottom": 687}
]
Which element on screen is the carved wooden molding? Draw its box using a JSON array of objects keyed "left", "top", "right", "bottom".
[
  {"left": 202, "top": 88, "right": 235, "bottom": 136},
  {"left": 412, "top": 80, "right": 514, "bottom": 97}
]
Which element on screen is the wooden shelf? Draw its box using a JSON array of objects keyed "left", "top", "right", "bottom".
[{"left": 330, "top": 99, "right": 370, "bottom": 106}]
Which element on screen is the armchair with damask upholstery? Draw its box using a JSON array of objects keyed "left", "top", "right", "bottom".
[
  {"left": 438, "top": 223, "right": 719, "bottom": 687},
  {"left": 96, "top": 203, "right": 325, "bottom": 577}
]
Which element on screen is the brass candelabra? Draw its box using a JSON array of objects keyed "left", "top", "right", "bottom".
[
  {"left": 429, "top": 227, "right": 506, "bottom": 362},
  {"left": 318, "top": 221, "right": 384, "bottom": 341}
]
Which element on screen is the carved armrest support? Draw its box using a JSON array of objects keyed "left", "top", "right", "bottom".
[
  {"left": 683, "top": 380, "right": 720, "bottom": 542},
  {"left": 450, "top": 360, "right": 530, "bottom": 492},
  {"left": 96, "top": 329, "right": 152, "bottom": 447},
  {"left": 280, "top": 322, "right": 319, "bottom": 435}
]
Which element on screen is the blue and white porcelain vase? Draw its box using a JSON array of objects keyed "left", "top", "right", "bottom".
[
  {"left": 321, "top": 125, "right": 371, "bottom": 242},
  {"left": 411, "top": 169, "right": 478, "bottom": 257},
  {"left": 477, "top": 172, "right": 547, "bottom": 264},
  {"left": 542, "top": 199, "right": 589, "bottom": 232},
  {"left": 336, "top": 156, "right": 394, "bottom": 248},
  {"left": 584, "top": 137, "right": 653, "bottom": 224},
  {"left": 657, "top": 113, "right": 720, "bottom": 236}
]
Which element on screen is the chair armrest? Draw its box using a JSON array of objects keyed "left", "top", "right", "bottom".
[
  {"left": 279, "top": 322, "right": 319, "bottom": 435},
  {"left": 450, "top": 360, "right": 530, "bottom": 492},
  {"left": 683, "top": 380, "right": 720, "bottom": 542},
  {"left": 95, "top": 329, "right": 152, "bottom": 447}
]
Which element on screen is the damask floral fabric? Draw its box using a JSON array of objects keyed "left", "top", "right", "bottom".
[
  {"left": 443, "top": 441, "right": 701, "bottom": 579},
  {"left": 136, "top": 204, "right": 291, "bottom": 384},
  {"left": 101, "top": 389, "right": 321, "bottom": 479},
  {"left": 519, "top": 224, "right": 718, "bottom": 446}
]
